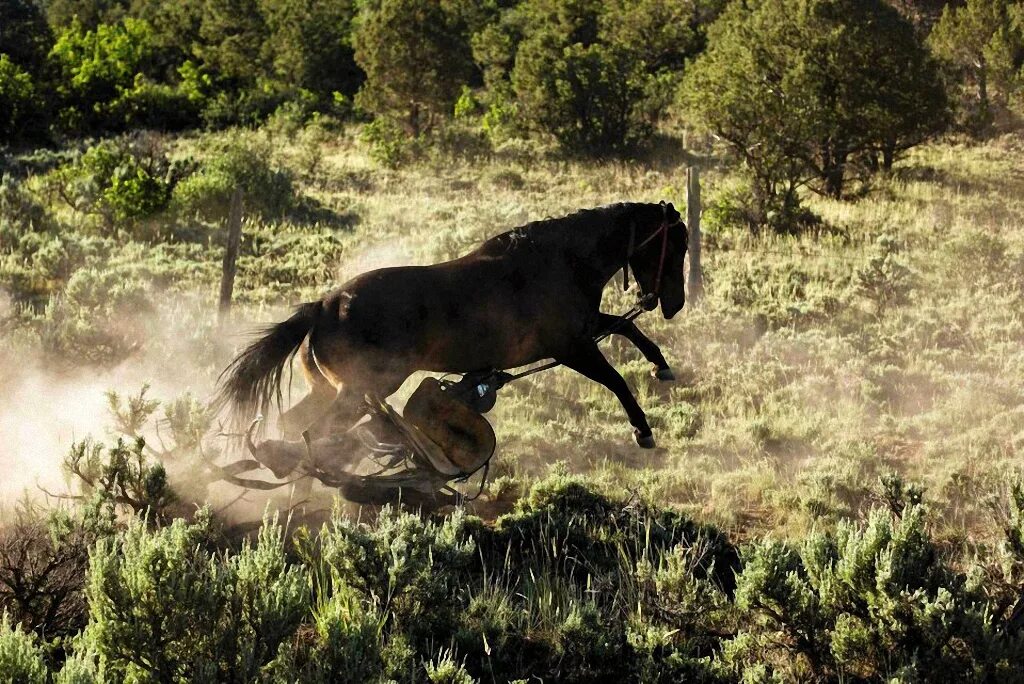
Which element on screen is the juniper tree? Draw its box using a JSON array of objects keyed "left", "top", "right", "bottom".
[
  {"left": 353, "top": 0, "right": 475, "bottom": 137},
  {"left": 0, "top": 0, "right": 53, "bottom": 73},
  {"left": 682, "top": 0, "right": 947, "bottom": 229},
  {"left": 0, "top": 56, "right": 39, "bottom": 143},
  {"left": 507, "top": 0, "right": 721, "bottom": 154},
  {"left": 258, "top": 0, "right": 361, "bottom": 105},
  {"left": 929, "top": 0, "right": 1024, "bottom": 131}
]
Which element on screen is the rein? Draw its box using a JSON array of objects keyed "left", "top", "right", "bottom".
[{"left": 622, "top": 209, "right": 676, "bottom": 297}]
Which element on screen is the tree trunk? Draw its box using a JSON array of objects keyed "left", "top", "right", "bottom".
[
  {"left": 822, "top": 146, "right": 847, "bottom": 199},
  {"left": 977, "top": 55, "right": 989, "bottom": 124},
  {"left": 753, "top": 173, "right": 779, "bottom": 233},
  {"left": 408, "top": 103, "right": 421, "bottom": 138},
  {"left": 865, "top": 149, "right": 880, "bottom": 174},
  {"left": 882, "top": 143, "right": 895, "bottom": 173}
]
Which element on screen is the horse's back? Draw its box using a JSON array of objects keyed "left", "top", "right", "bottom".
[{"left": 314, "top": 247, "right": 589, "bottom": 372}]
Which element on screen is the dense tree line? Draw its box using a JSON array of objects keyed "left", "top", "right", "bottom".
[
  {"left": 1, "top": 0, "right": 1023, "bottom": 229},
  {"left": 0, "top": 0, "right": 362, "bottom": 136}
]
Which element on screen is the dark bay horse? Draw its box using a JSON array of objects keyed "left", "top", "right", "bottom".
[{"left": 218, "top": 202, "right": 687, "bottom": 448}]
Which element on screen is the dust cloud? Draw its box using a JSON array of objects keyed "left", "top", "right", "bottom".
[
  {"left": 335, "top": 239, "right": 417, "bottom": 281},
  {"left": 0, "top": 241, "right": 417, "bottom": 509},
  {"left": 0, "top": 294, "right": 232, "bottom": 503}
]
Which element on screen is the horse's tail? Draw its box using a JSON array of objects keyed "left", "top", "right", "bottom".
[{"left": 215, "top": 301, "right": 323, "bottom": 424}]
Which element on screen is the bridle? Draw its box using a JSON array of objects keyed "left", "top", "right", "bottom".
[{"left": 622, "top": 205, "right": 681, "bottom": 304}]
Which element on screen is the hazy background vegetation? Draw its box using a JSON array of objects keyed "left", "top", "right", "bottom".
[{"left": 2, "top": 0, "right": 1024, "bottom": 680}]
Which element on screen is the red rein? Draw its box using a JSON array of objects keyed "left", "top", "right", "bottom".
[{"left": 623, "top": 218, "right": 674, "bottom": 300}]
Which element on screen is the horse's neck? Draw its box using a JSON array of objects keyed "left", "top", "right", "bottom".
[
  {"left": 554, "top": 212, "right": 629, "bottom": 293},
  {"left": 491, "top": 209, "right": 630, "bottom": 293}
]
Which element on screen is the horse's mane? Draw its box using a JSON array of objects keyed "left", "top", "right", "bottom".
[{"left": 482, "top": 203, "right": 637, "bottom": 255}]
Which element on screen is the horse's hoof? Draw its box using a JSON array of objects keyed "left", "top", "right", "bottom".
[
  {"left": 651, "top": 365, "right": 675, "bottom": 382},
  {"left": 634, "top": 430, "right": 656, "bottom": 449}
]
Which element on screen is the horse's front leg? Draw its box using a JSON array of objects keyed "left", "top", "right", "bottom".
[
  {"left": 557, "top": 342, "right": 655, "bottom": 448},
  {"left": 597, "top": 313, "right": 674, "bottom": 381}
]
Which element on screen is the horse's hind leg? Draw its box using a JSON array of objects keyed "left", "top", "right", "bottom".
[
  {"left": 598, "top": 313, "right": 674, "bottom": 381},
  {"left": 309, "top": 368, "right": 409, "bottom": 437},
  {"left": 279, "top": 338, "right": 336, "bottom": 439}
]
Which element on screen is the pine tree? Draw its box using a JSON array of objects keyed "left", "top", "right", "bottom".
[
  {"left": 353, "top": 0, "right": 474, "bottom": 136},
  {"left": 929, "top": 0, "right": 1024, "bottom": 131},
  {"left": 682, "top": 0, "right": 948, "bottom": 229}
]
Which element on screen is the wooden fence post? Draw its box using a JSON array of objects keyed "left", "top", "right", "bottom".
[
  {"left": 218, "top": 187, "right": 243, "bottom": 325},
  {"left": 686, "top": 166, "right": 704, "bottom": 305}
]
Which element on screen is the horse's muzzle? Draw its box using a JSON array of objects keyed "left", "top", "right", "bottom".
[{"left": 662, "top": 298, "right": 684, "bottom": 319}]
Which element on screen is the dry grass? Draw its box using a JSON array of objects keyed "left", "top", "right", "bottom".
[
  {"left": 4, "top": 125, "right": 1024, "bottom": 546},
  {"left": 278, "top": 131, "right": 1024, "bottom": 543}
]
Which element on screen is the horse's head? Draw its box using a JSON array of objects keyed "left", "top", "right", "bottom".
[{"left": 627, "top": 202, "right": 687, "bottom": 319}]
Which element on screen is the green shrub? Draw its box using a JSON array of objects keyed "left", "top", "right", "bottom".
[
  {"left": 32, "top": 265, "right": 151, "bottom": 362},
  {"left": 481, "top": 168, "right": 525, "bottom": 190},
  {"left": 360, "top": 118, "right": 416, "bottom": 169},
  {"left": 426, "top": 648, "right": 476, "bottom": 684},
  {"left": 320, "top": 507, "right": 477, "bottom": 645},
  {"left": 722, "top": 505, "right": 1024, "bottom": 681},
  {"left": 0, "top": 613, "right": 47, "bottom": 684},
  {"left": 171, "top": 132, "right": 295, "bottom": 220},
  {"left": 493, "top": 471, "right": 738, "bottom": 589},
  {"left": 21, "top": 458, "right": 1024, "bottom": 682},
  {"left": 50, "top": 135, "right": 190, "bottom": 233},
  {"left": 63, "top": 437, "right": 174, "bottom": 522},
  {"left": 108, "top": 76, "right": 200, "bottom": 130},
  {"left": 227, "top": 517, "right": 312, "bottom": 677},
  {"left": 79, "top": 514, "right": 226, "bottom": 679},
  {"left": 0, "top": 173, "right": 52, "bottom": 245},
  {"left": 855, "top": 235, "right": 915, "bottom": 316},
  {"left": 479, "top": 91, "right": 520, "bottom": 146},
  {"left": 0, "top": 226, "right": 113, "bottom": 310},
  {"left": 49, "top": 18, "right": 159, "bottom": 132},
  {"left": 660, "top": 401, "right": 702, "bottom": 440},
  {"left": 54, "top": 650, "right": 99, "bottom": 683},
  {"left": 79, "top": 512, "right": 310, "bottom": 680},
  {"left": 0, "top": 53, "right": 41, "bottom": 144},
  {"left": 264, "top": 98, "right": 320, "bottom": 144},
  {"left": 703, "top": 175, "right": 819, "bottom": 235},
  {"left": 293, "top": 116, "right": 332, "bottom": 178},
  {"left": 291, "top": 583, "right": 384, "bottom": 682}
]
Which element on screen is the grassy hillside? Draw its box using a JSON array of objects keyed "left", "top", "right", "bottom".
[
  {"left": 3, "top": 127, "right": 1024, "bottom": 540},
  {"left": 2, "top": 125, "right": 1024, "bottom": 680}
]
